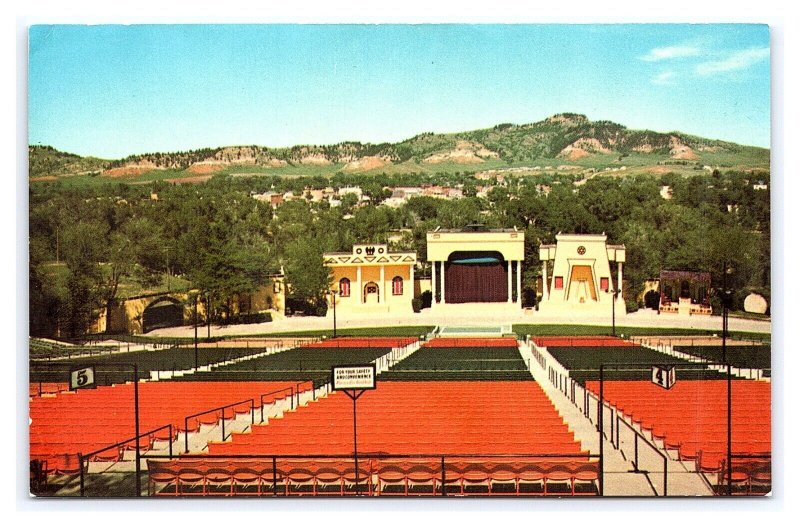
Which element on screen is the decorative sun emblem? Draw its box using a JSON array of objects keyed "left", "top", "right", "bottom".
[{"left": 577, "top": 246, "right": 586, "bottom": 255}]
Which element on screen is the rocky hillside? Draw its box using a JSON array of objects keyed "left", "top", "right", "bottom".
[
  {"left": 29, "top": 114, "right": 769, "bottom": 179},
  {"left": 28, "top": 145, "right": 109, "bottom": 180}
]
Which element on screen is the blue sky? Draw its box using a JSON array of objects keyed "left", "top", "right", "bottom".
[{"left": 28, "top": 24, "right": 771, "bottom": 158}]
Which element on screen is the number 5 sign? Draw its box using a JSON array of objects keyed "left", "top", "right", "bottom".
[{"left": 70, "top": 366, "right": 96, "bottom": 390}]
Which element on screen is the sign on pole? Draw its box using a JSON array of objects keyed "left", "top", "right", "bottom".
[
  {"left": 70, "top": 366, "right": 96, "bottom": 390},
  {"left": 651, "top": 365, "right": 676, "bottom": 389},
  {"left": 332, "top": 364, "right": 376, "bottom": 391}
]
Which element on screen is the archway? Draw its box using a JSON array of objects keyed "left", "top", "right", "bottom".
[
  {"left": 142, "top": 297, "right": 184, "bottom": 333},
  {"left": 363, "top": 282, "right": 380, "bottom": 304}
]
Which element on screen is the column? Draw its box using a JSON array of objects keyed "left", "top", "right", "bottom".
[
  {"left": 357, "top": 265, "right": 363, "bottom": 304},
  {"left": 542, "top": 260, "right": 548, "bottom": 301},
  {"left": 431, "top": 261, "right": 437, "bottom": 305},
  {"left": 617, "top": 261, "right": 623, "bottom": 300},
  {"left": 516, "top": 260, "right": 522, "bottom": 307},
  {"left": 409, "top": 264, "right": 415, "bottom": 299},
  {"left": 440, "top": 261, "right": 446, "bottom": 304},
  {"left": 507, "top": 260, "right": 513, "bottom": 303},
  {"left": 379, "top": 265, "right": 385, "bottom": 304}
]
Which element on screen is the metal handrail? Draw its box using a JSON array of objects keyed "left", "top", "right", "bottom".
[
  {"left": 259, "top": 387, "right": 295, "bottom": 423},
  {"left": 615, "top": 413, "right": 668, "bottom": 496},
  {"left": 79, "top": 423, "right": 173, "bottom": 496},
  {"left": 183, "top": 398, "right": 255, "bottom": 452}
]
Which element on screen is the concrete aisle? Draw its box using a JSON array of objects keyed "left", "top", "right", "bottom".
[
  {"left": 518, "top": 342, "right": 658, "bottom": 497},
  {"left": 518, "top": 342, "right": 714, "bottom": 497}
]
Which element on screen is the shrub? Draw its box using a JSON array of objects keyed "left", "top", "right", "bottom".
[
  {"left": 625, "top": 299, "right": 640, "bottom": 313},
  {"left": 412, "top": 297, "right": 422, "bottom": 313},
  {"left": 222, "top": 312, "right": 272, "bottom": 325},
  {"left": 420, "top": 291, "right": 432, "bottom": 309}
]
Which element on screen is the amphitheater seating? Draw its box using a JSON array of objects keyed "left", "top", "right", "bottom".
[
  {"left": 30, "top": 381, "right": 300, "bottom": 476},
  {"left": 30, "top": 346, "right": 281, "bottom": 385},
  {"left": 184, "top": 343, "right": 399, "bottom": 382},
  {"left": 545, "top": 345, "right": 728, "bottom": 385},
  {"left": 147, "top": 381, "right": 597, "bottom": 496},
  {"left": 673, "top": 345, "right": 771, "bottom": 373},
  {"left": 302, "top": 337, "right": 417, "bottom": 349},
  {"left": 30, "top": 338, "right": 119, "bottom": 360},
  {"left": 29, "top": 383, "right": 69, "bottom": 397},
  {"left": 380, "top": 338, "right": 530, "bottom": 381},
  {"left": 585, "top": 379, "right": 770, "bottom": 494},
  {"left": 423, "top": 337, "right": 518, "bottom": 348},
  {"left": 147, "top": 456, "right": 599, "bottom": 497},
  {"left": 531, "top": 336, "right": 638, "bottom": 348}
]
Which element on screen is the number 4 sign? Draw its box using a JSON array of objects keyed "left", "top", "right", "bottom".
[
  {"left": 651, "top": 365, "right": 676, "bottom": 389},
  {"left": 70, "top": 366, "right": 96, "bottom": 390}
]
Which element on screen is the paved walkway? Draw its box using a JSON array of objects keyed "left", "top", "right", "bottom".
[
  {"left": 149, "top": 308, "right": 771, "bottom": 338},
  {"left": 518, "top": 341, "right": 713, "bottom": 496}
]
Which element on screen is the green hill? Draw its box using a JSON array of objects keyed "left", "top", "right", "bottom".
[
  {"left": 29, "top": 145, "right": 109, "bottom": 180},
  {"left": 29, "top": 114, "right": 769, "bottom": 184}
]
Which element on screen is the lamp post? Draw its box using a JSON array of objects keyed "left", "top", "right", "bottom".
[
  {"left": 718, "top": 263, "right": 735, "bottom": 495},
  {"left": 193, "top": 293, "right": 199, "bottom": 371},
  {"left": 720, "top": 264, "right": 734, "bottom": 364},
  {"left": 206, "top": 292, "right": 211, "bottom": 339},
  {"left": 611, "top": 288, "right": 619, "bottom": 336},
  {"left": 330, "top": 289, "right": 338, "bottom": 338}
]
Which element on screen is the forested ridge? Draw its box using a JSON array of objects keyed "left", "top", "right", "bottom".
[{"left": 29, "top": 167, "right": 770, "bottom": 338}]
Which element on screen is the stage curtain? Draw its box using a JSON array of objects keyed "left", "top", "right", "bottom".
[{"left": 444, "top": 261, "right": 509, "bottom": 303}]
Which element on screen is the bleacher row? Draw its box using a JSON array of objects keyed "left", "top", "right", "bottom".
[
  {"left": 672, "top": 345, "right": 772, "bottom": 374},
  {"left": 183, "top": 345, "right": 398, "bottom": 382},
  {"left": 147, "top": 381, "right": 598, "bottom": 496},
  {"left": 544, "top": 344, "right": 728, "bottom": 385},
  {"left": 301, "top": 337, "right": 418, "bottom": 349},
  {"left": 30, "top": 346, "right": 287, "bottom": 385},
  {"left": 30, "top": 381, "right": 301, "bottom": 475},
  {"left": 147, "top": 457, "right": 599, "bottom": 496},
  {"left": 30, "top": 338, "right": 119, "bottom": 360},
  {"left": 530, "top": 336, "right": 639, "bottom": 348},
  {"left": 380, "top": 338, "right": 530, "bottom": 381},
  {"left": 586, "top": 379, "right": 771, "bottom": 494}
]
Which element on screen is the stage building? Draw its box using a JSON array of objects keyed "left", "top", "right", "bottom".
[
  {"left": 426, "top": 226, "right": 525, "bottom": 311},
  {"left": 538, "top": 233, "right": 625, "bottom": 315},
  {"left": 658, "top": 270, "right": 712, "bottom": 316},
  {"left": 324, "top": 245, "right": 417, "bottom": 316}
]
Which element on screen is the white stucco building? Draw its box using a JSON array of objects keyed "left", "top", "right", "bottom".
[{"left": 538, "top": 233, "right": 626, "bottom": 315}]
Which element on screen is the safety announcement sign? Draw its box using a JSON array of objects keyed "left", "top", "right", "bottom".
[{"left": 332, "top": 365, "right": 376, "bottom": 390}]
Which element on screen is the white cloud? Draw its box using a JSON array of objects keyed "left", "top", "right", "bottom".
[
  {"left": 640, "top": 45, "right": 701, "bottom": 62},
  {"left": 651, "top": 71, "right": 677, "bottom": 85},
  {"left": 696, "top": 47, "right": 770, "bottom": 75}
]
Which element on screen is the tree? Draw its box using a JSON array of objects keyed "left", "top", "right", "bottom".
[
  {"left": 189, "top": 237, "right": 274, "bottom": 319},
  {"left": 282, "top": 237, "right": 332, "bottom": 308},
  {"left": 60, "top": 222, "right": 106, "bottom": 337}
]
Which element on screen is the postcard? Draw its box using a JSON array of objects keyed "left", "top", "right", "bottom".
[{"left": 28, "top": 24, "right": 771, "bottom": 498}]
